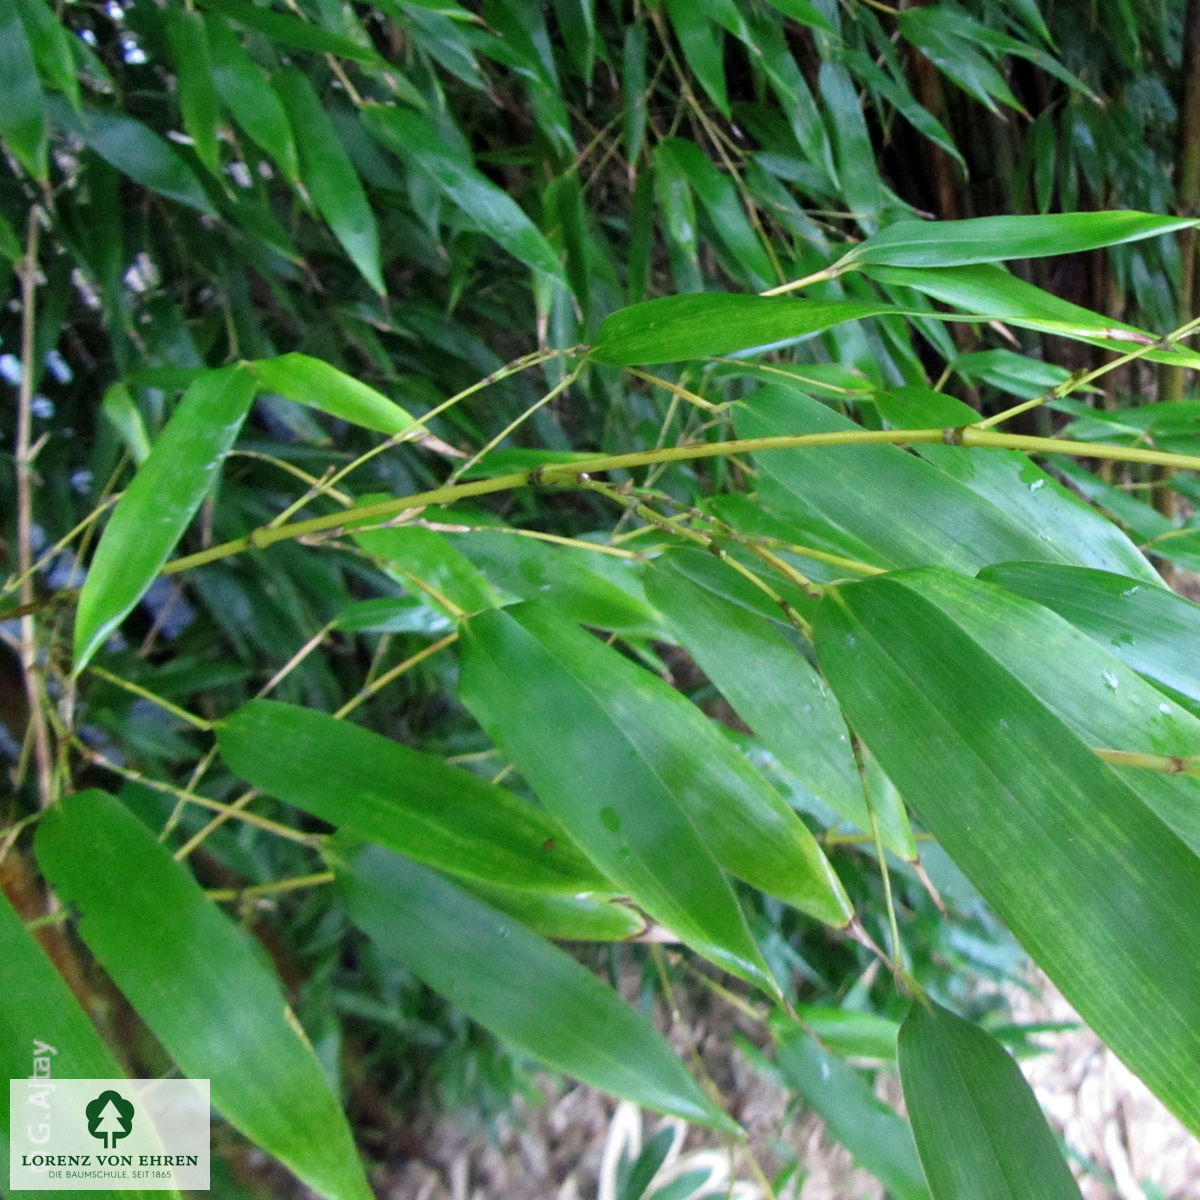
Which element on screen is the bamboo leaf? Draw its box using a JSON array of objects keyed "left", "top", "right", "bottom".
[
  {"left": 899, "top": 999, "right": 1083, "bottom": 1200},
  {"left": 15, "top": 0, "right": 81, "bottom": 109},
  {"left": 163, "top": 10, "right": 222, "bottom": 176},
  {"left": 199, "top": 0, "right": 382, "bottom": 63},
  {"left": 248, "top": 353, "right": 422, "bottom": 437},
  {"left": 646, "top": 549, "right": 915, "bottom": 859},
  {"left": 840, "top": 212, "right": 1197, "bottom": 271},
  {"left": 980, "top": 562, "right": 1200, "bottom": 715},
  {"left": 205, "top": 14, "right": 299, "bottom": 183},
  {"left": 735, "top": 385, "right": 1154, "bottom": 578},
  {"left": 590, "top": 294, "right": 899, "bottom": 366},
  {"left": 775, "top": 1024, "right": 928, "bottom": 1200},
  {"left": 338, "top": 843, "right": 738, "bottom": 1132},
  {"left": 460, "top": 603, "right": 849, "bottom": 993},
  {"left": 814, "top": 568, "right": 1200, "bottom": 1134},
  {"left": 218, "top": 700, "right": 605, "bottom": 894},
  {"left": 458, "top": 879, "right": 647, "bottom": 942},
  {"left": 275, "top": 69, "right": 384, "bottom": 295},
  {"left": 51, "top": 102, "right": 215, "bottom": 215},
  {"left": 0, "top": 0, "right": 47, "bottom": 179},
  {"left": 74, "top": 366, "right": 256, "bottom": 672},
  {"left": 362, "top": 104, "right": 564, "bottom": 280},
  {"left": 35, "top": 790, "right": 373, "bottom": 1200}
]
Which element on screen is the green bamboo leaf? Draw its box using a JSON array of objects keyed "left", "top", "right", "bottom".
[
  {"left": 590, "top": 294, "right": 900, "bottom": 366},
  {"left": 362, "top": 105, "right": 564, "bottom": 281},
  {"left": 874, "top": 564, "right": 1200, "bottom": 855},
  {"left": 774, "top": 1024, "right": 928, "bottom": 1200},
  {"left": 0, "top": 888, "right": 126, "bottom": 1080},
  {"left": 248, "top": 353, "right": 422, "bottom": 437},
  {"left": 218, "top": 700, "right": 604, "bottom": 894},
  {"left": 758, "top": 0, "right": 833, "bottom": 30},
  {"left": 198, "top": 0, "right": 382, "bottom": 63},
  {"left": 664, "top": 0, "right": 729, "bottom": 116},
  {"left": 0, "top": 0, "right": 47, "bottom": 179},
  {"left": 14, "top": 0, "right": 80, "bottom": 109},
  {"left": 979, "top": 562, "right": 1200, "bottom": 714},
  {"left": 275, "top": 70, "right": 384, "bottom": 295},
  {"left": 49, "top": 102, "right": 216, "bottom": 215},
  {"left": 735, "top": 385, "right": 1155, "bottom": 579},
  {"left": 0, "top": 888, "right": 171, "bottom": 1199},
  {"left": 0, "top": 209, "right": 20, "bottom": 261},
  {"left": 839, "top": 211, "right": 1197, "bottom": 271},
  {"left": 862, "top": 262, "right": 1200, "bottom": 366},
  {"left": 35, "top": 790, "right": 373, "bottom": 1200},
  {"left": 621, "top": 24, "right": 648, "bottom": 165},
  {"left": 818, "top": 60, "right": 883, "bottom": 222},
  {"left": 646, "top": 549, "right": 915, "bottom": 859},
  {"left": 101, "top": 382, "right": 152, "bottom": 464},
  {"left": 205, "top": 14, "right": 299, "bottom": 183},
  {"left": 458, "top": 879, "right": 647, "bottom": 942},
  {"left": 163, "top": 11, "right": 222, "bottom": 176},
  {"left": 352, "top": 523, "right": 502, "bottom": 618},
  {"left": 653, "top": 139, "right": 702, "bottom": 292},
  {"left": 460, "top": 604, "right": 850, "bottom": 990},
  {"left": 654, "top": 139, "right": 775, "bottom": 286},
  {"left": 899, "top": 999, "right": 1083, "bottom": 1200},
  {"left": 338, "top": 843, "right": 738, "bottom": 1133},
  {"left": 814, "top": 568, "right": 1200, "bottom": 1134},
  {"left": 74, "top": 366, "right": 256, "bottom": 672}
]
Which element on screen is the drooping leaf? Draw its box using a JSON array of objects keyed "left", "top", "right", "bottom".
[
  {"left": 275, "top": 69, "right": 384, "bottom": 295},
  {"left": 338, "top": 842, "right": 738, "bottom": 1133},
  {"left": 899, "top": 999, "right": 1083, "bottom": 1200},
  {"left": 35, "top": 790, "right": 373, "bottom": 1200},
  {"left": 74, "top": 366, "right": 257, "bottom": 671},
  {"left": 205, "top": 14, "right": 299, "bottom": 183},
  {"left": 362, "top": 105, "right": 564, "bottom": 280},
  {"left": 460, "top": 604, "right": 847, "bottom": 993},
  {"left": 50, "top": 101, "right": 216, "bottom": 216},
  {"left": 458, "top": 879, "right": 647, "bottom": 942},
  {"left": 646, "top": 549, "right": 915, "bottom": 859},
  {"left": 163, "top": 10, "right": 222, "bottom": 176},
  {"left": 814, "top": 568, "right": 1200, "bottom": 1134},
  {"left": 15, "top": 0, "right": 81, "bottom": 109},
  {"left": 774, "top": 1023, "right": 928, "bottom": 1200},
  {"left": 464, "top": 601, "right": 852, "bottom": 930},
  {"left": 248, "top": 353, "right": 422, "bottom": 437},
  {"left": 0, "top": 0, "right": 47, "bottom": 179},
  {"left": 218, "top": 700, "right": 604, "bottom": 894}
]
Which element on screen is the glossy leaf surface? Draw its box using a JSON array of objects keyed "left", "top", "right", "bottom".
[
  {"left": 839, "top": 211, "right": 1196, "bottom": 270},
  {"left": 218, "top": 700, "right": 605, "bottom": 893},
  {"left": 36, "top": 790, "right": 372, "bottom": 1200},
  {"left": 980, "top": 562, "right": 1200, "bottom": 713},
  {"left": 249, "top": 353, "right": 422, "bottom": 437},
  {"left": 815, "top": 569, "right": 1200, "bottom": 1134},
  {"left": 74, "top": 366, "right": 257, "bottom": 671},
  {"left": 736, "top": 386, "right": 1152, "bottom": 577},
  {"left": 899, "top": 999, "right": 1083, "bottom": 1199},
  {"left": 338, "top": 843, "right": 737, "bottom": 1133}
]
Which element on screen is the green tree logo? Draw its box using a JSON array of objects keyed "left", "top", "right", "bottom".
[{"left": 85, "top": 1090, "right": 135, "bottom": 1150}]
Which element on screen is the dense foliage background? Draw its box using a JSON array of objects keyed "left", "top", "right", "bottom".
[{"left": 6, "top": 1, "right": 1200, "bottom": 1197}]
